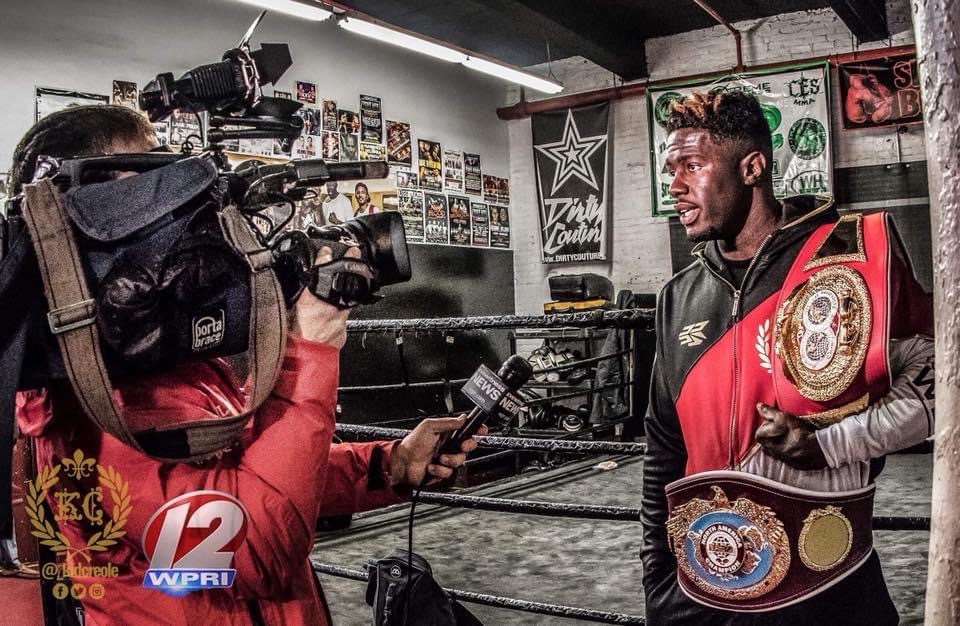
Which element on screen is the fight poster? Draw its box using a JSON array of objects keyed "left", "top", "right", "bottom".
[
  {"left": 443, "top": 150, "right": 464, "bottom": 193},
  {"left": 359, "top": 142, "right": 385, "bottom": 161},
  {"left": 418, "top": 139, "right": 443, "bottom": 192},
  {"left": 648, "top": 63, "right": 832, "bottom": 216},
  {"left": 448, "top": 194, "right": 471, "bottom": 246},
  {"left": 424, "top": 193, "right": 449, "bottom": 244},
  {"left": 396, "top": 168, "right": 418, "bottom": 189},
  {"left": 360, "top": 95, "right": 383, "bottom": 143},
  {"left": 532, "top": 102, "right": 609, "bottom": 262},
  {"left": 839, "top": 54, "right": 922, "bottom": 129},
  {"left": 489, "top": 205, "right": 510, "bottom": 249},
  {"left": 321, "top": 100, "right": 338, "bottom": 132},
  {"left": 387, "top": 121, "right": 412, "bottom": 166},
  {"left": 471, "top": 200, "right": 490, "bottom": 247},
  {"left": 398, "top": 189, "right": 425, "bottom": 242},
  {"left": 321, "top": 131, "right": 340, "bottom": 160},
  {"left": 464, "top": 152, "right": 482, "bottom": 195}
]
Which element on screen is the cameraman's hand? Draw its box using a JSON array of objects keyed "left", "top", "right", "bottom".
[
  {"left": 289, "top": 245, "right": 360, "bottom": 349},
  {"left": 389, "top": 415, "right": 488, "bottom": 488}
]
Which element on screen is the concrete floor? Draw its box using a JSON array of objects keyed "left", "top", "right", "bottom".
[{"left": 311, "top": 452, "right": 932, "bottom": 625}]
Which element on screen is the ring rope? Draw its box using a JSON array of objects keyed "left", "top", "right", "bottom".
[
  {"left": 531, "top": 349, "right": 632, "bottom": 375},
  {"left": 335, "top": 424, "right": 647, "bottom": 455},
  {"left": 346, "top": 309, "right": 655, "bottom": 333},
  {"left": 310, "top": 561, "right": 646, "bottom": 625},
  {"left": 339, "top": 378, "right": 470, "bottom": 393},
  {"left": 411, "top": 491, "right": 930, "bottom": 530},
  {"left": 522, "top": 381, "right": 629, "bottom": 405}
]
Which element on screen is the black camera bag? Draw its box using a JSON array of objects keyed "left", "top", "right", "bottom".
[{"left": 4, "top": 155, "right": 288, "bottom": 461}]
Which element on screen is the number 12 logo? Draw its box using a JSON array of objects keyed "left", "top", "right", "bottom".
[{"left": 142, "top": 491, "right": 249, "bottom": 594}]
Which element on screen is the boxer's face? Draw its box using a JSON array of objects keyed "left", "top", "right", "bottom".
[{"left": 664, "top": 128, "right": 750, "bottom": 243}]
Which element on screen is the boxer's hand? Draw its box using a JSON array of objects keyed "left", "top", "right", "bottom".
[
  {"left": 289, "top": 246, "right": 360, "bottom": 348},
  {"left": 754, "top": 403, "right": 828, "bottom": 470},
  {"left": 389, "top": 416, "right": 487, "bottom": 487}
]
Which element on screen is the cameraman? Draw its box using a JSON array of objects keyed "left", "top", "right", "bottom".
[{"left": 8, "top": 105, "right": 480, "bottom": 624}]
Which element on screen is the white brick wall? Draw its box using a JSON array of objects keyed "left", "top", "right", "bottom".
[{"left": 507, "top": 0, "right": 921, "bottom": 314}]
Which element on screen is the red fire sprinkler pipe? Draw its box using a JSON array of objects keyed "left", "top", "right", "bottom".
[{"left": 691, "top": 0, "right": 745, "bottom": 73}]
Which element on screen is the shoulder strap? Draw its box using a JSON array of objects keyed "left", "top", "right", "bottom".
[{"left": 21, "top": 179, "right": 287, "bottom": 462}]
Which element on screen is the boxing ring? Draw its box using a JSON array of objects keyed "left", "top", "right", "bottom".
[{"left": 313, "top": 310, "right": 932, "bottom": 624}]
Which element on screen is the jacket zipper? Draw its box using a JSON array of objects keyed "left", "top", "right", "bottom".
[{"left": 698, "top": 232, "right": 776, "bottom": 466}]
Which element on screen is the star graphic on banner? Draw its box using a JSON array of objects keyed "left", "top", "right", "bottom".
[{"left": 535, "top": 109, "right": 607, "bottom": 195}]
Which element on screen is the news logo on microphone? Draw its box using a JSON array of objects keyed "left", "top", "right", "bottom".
[{"left": 142, "top": 490, "right": 249, "bottom": 594}]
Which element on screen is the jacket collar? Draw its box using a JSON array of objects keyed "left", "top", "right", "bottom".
[{"left": 692, "top": 194, "right": 837, "bottom": 272}]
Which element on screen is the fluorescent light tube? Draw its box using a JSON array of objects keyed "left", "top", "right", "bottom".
[
  {"left": 339, "top": 17, "right": 468, "bottom": 63},
  {"left": 232, "top": 0, "right": 332, "bottom": 21},
  {"left": 462, "top": 56, "right": 563, "bottom": 94}
]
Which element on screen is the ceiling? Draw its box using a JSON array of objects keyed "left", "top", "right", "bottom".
[{"left": 331, "top": 0, "right": 891, "bottom": 80}]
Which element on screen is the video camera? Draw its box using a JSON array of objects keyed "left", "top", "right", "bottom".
[{"left": 2, "top": 11, "right": 411, "bottom": 385}]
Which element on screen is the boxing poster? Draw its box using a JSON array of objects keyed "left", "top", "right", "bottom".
[
  {"left": 387, "top": 121, "right": 412, "bottom": 166},
  {"left": 418, "top": 139, "right": 443, "bottom": 192},
  {"left": 296, "top": 81, "right": 316, "bottom": 105},
  {"left": 396, "top": 168, "right": 418, "bottom": 189},
  {"left": 489, "top": 205, "right": 511, "bottom": 249},
  {"left": 648, "top": 63, "right": 832, "bottom": 216},
  {"left": 359, "top": 142, "right": 385, "bottom": 161},
  {"left": 321, "top": 131, "right": 340, "bottom": 160},
  {"left": 360, "top": 95, "right": 383, "bottom": 143},
  {"left": 839, "top": 54, "right": 922, "bottom": 129},
  {"left": 398, "top": 189, "right": 425, "bottom": 242},
  {"left": 448, "top": 194, "right": 471, "bottom": 245},
  {"left": 443, "top": 150, "right": 464, "bottom": 193},
  {"left": 471, "top": 200, "right": 490, "bottom": 247},
  {"left": 35, "top": 87, "right": 108, "bottom": 122},
  {"left": 464, "top": 152, "right": 482, "bottom": 195},
  {"left": 424, "top": 192, "right": 449, "bottom": 244},
  {"left": 532, "top": 102, "right": 610, "bottom": 262},
  {"left": 111, "top": 80, "right": 138, "bottom": 111},
  {"left": 321, "top": 100, "right": 338, "bottom": 132}
]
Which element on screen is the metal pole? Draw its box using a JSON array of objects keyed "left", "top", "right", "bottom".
[{"left": 913, "top": 1, "right": 960, "bottom": 623}]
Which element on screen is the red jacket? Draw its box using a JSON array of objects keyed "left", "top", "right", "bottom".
[{"left": 16, "top": 337, "right": 403, "bottom": 625}]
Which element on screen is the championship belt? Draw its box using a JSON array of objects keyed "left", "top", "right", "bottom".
[
  {"left": 666, "top": 471, "right": 874, "bottom": 612},
  {"left": 771, "top": 213, "right": 892, "bottom": 427}
]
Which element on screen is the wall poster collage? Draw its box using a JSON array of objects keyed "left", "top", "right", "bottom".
[{"left": 31, "top": 80, "right": 510, "bottom": 251}]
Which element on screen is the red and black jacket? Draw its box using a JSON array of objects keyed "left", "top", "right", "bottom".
[{"left": 640, "top": 195, "right": 928, "bottom": 625}]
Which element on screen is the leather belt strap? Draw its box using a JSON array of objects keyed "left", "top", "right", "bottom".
[{"left": 22, "top": 180, "right": 287, "bottom": 462}]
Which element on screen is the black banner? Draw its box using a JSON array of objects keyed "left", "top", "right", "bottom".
[
  {"left": 839, "top": 54, "right": 923, "bottom": 129},
  {"left": 533, "top": 103, "right": 609, "bottom": 263}
]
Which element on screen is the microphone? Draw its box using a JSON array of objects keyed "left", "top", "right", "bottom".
[
  {"left": 287, "top": 159, "right": 389, "bottom": 186},
  {"left": 440, "top": 355, "right": 533, "bottom": 454}
]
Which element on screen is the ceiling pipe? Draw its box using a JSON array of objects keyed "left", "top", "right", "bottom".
[
  {"left": 691, "top": 0, "right": 745, "bottom": 73},
  {"left": 496, "top": 44, "right": 916, "bottom": 120}
]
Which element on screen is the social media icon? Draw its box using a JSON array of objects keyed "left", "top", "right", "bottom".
[{"left": 142, "top": 491, "right": 248, "bottom": 594}]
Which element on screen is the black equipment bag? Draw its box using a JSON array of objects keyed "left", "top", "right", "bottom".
[
  {"left": 548, "top": 273, "right": 614, "bottom": 302},
  {"left": 366, "top": 550, "right": 482, "bottom": 626}
]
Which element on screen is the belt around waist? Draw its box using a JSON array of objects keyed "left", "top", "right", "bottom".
[{"left": 665, "top": 470, "right": 874, "bottom": 612}]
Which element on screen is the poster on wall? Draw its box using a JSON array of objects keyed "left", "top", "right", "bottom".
[
  {"left": 293, "top": 135, "right": 318, "bottom": 159},
  {"left": 470, "top": 201, "right": 490, "bottom": 246},
  {"left": 418, "top": 139, "right": 443, "bottom": 191},
  {"left": 321, "top": 100, "right": 338, "bottom": 131},
  {"left": 321, "top": 131, "right": 340, "bottom": 160},
  {"left": 532, "top": 103, "right": 609, "bottom": 263},
  {"left": 111, "top": 80, "right": 138, "bottom": 110},
  {"left": 387, "top": 121, "right": 412, "bottom": 166},
  {"left": 338, "top": 109, "right": 360, "bottom": 134},
  {"left": 424, "top": 192, "right": 449, "bottom": 244},
  {"left": 482, "top": 175, "right": 499, "bottom": 204},
  {"left": 152, "top": 121, "right": 169, "bottom": 147},
  {"left": 648, "top": 63, "right": 832, "bottom": 216},
  {"left": 340, "top": 131, "right": 359, "bottom": 160},
  {"left": 443, "top": 150, "right": 464, "bottom": 193},
  {"left": 396, "top": 168, "right": 418, "bottom": 189},
  {"left": 489, "top": 205, "right": 510, "bottom": 249},
  {"left": 360, "top": 95, "right": 383, "bottom": 143},
  {"left": 398, "top": 189, "right": 425, "bottom": 242},
  {"left": 274, "top": 90, "right": 292, "bottom": 100},
  {"left": 360, "top": 142, "right": 385, "bottom": 161},
  {"left": 296, "top": 81, "right": 316, "bottom": 104},
  {"left": 464, "top": 153, "right": 482, "bottom": 195},
  {"left": 297, "top": 108, "right": 319, "bottom": 136},
  {"left": 169, "top": 109, "right": 203, "bottom": 146},
  {"left": 448, "top": 194, "right": 471, "bottom": 245},
  {"left": 36, "top": 87, "right": 108, "bottom": 122},
  {"left": 839, "top": 54, "right": 922, "bottom": 129}
]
